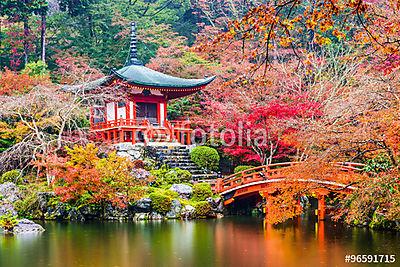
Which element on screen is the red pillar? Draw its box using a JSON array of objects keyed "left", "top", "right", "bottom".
[
  {"left": 120, "top": 130, "right": 124, "bottom": 143},
  {"left": 186, "top": 131, "right": 191, "bottom": 145},
  {"left": 318, "top": 195, "right": 326, "bottom": 221},
  {"left": 132, "top": 130, "right": 136, "bottom": 144}
]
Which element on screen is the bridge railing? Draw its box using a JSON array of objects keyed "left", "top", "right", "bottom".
[{"left": 214, "top": 161, "right": 365, "bottom": 194}]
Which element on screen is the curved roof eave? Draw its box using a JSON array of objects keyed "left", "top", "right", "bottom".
[{"left": 112, "top": 65, "right": 216, "bottom": 89}]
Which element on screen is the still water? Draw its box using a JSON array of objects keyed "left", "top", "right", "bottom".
[{"left": 1, "top": 216, "right": 399, "bottom": 267}]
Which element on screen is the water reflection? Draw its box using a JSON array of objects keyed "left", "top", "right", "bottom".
[{"left": 0, "top": 217, "right": 399, "bottom": 267}]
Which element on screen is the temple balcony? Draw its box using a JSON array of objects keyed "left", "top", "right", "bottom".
[{"left": 90, "top": 118, "right": 193, "bottom": 145}]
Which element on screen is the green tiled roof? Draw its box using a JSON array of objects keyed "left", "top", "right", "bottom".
[{"left": 113, "top": 64, "right": 215, "bottom": 88}]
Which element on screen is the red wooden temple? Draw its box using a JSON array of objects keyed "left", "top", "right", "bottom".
[{"left": 89, "top": 22, "right": 215, "bottom": 145}]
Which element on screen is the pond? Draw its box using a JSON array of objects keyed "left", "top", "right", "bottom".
[{"left": 1, "top": 215, "right": 399, "bottom": 267}]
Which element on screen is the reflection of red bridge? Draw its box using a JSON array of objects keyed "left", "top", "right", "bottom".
[{"left": 213, "top": 162, "right": 366, "bottom": 220}]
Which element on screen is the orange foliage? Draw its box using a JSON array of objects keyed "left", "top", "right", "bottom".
[{"left": 0, "top": 68, "right": 51, "bottom": 95}]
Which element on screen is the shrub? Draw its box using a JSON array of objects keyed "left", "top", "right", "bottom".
[
  {"left": 234, "top": 165, "right": 255, "bottom": 173},
  {"left": 193, "top": 201, "right": 212, "bottom": 218},
  {"left": 1, "top": 170, "right": 21, "bottom": 184},
  {"left": 192, "top": 183, "right": 213, "bottom": 201},
  {"left": 165, "top": 168, "right": 192, "bottom": 184},
  {"left": 364, "top": 154, "right": 392, "bottom": 173},
  {"left": 190, "top": 146, "right": 220, "bottom": 171},
  {"left": 151, "top": 166, "right": 192, "bottom": 186},
  {"left": 0, "top": 213, "right": 18, "bottom": 232},
  {"left": 149, "top": 192, "right": 172, "bottom": 214}
]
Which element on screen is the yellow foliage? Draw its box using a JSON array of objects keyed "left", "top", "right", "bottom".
[{"left": 66, "top": 144, "right": 99, "bottom": 168}]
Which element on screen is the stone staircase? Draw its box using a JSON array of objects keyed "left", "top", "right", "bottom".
[{"left": 153, "top": 145, "right": 218, "bottom": 180}]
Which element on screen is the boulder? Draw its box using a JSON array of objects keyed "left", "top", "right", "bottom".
[
  {"left": 206, "top": 197, "right": 224, "bottom": 213},
  {"left": 166, "top": 199, "right": 182, "bottom": 219},
  {"left": 127, "top": 149, "right": 142, "bottom": 160},
  {"left": 0, "top": 203, "right": 17, "bottom": 216},
  {"left": 114, "top": 143, "right": 134, "bottom": 151},
  {"left": 37, "top": 192, "right": 56, "bottom": 213},
  {"left": 133, "top": 213, "right": 149, "bottom": 221},
  {"left": 116, "top": 151, "right": 133, "bottom": 160},
  {"left": 103, "top": 203, "right": 130, "bottom": 220},
  {"left": 13, "top": 219, "right": 45, "bottom": 234},
  {"left": 79, "top": 205, "right": 102, "bottom": 220},
  {"left": 0, "top": 182, "right": 21, "bottom": 203},
  {"left": 67, "top": 208, "right": 85, "bottom": 222},
  {"left": 149, "top": 211, "right": 163, "bottom": 220},
  {"left": 134, "top": 198, "right": 152, "bottom": 212},
  {"left": 45, "top": 203, "right": 68, "bottom": 220},
  {"left": 181, "top": 205, "right": 195, "bottom": 220},
  {"left": 170, "top": 184, "right": 193, "bottom": 199}
]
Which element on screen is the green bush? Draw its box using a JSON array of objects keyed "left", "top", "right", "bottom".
[
  {"left": 192, "top": 183, "right": 212, "bottom": 201},
  {"left": 151, "top": 166, "right": 192, "bottom": 186},
  {"left": 234, "top": 165, "right": 255, "bottom": 173},
  {"left": 1, "top": 170, "right": 21, "bottom": 184},
  {"left": 0, "top": 213, "right": 19, "bottom": 232},
  {"left": 364, "top": 154, "right": 392, "bottom": 173},
  {"left": 193, "top": 201, "right": 212, "bottom": 218},
  {"left": 149, "top": 192, "right": 172, "bottom": 214},
  {"left": 165, "top": 168, "right": 192, "bottom": 184},
  {"left": 190, "top": 146, "right": 220, "bottom": 171}
]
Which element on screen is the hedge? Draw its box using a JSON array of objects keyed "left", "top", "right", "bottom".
[
  {"left": 190, "top": 146, "right": 220, "bottom": 171},
  {"left": 192, "top": 183, "right": 212, "bottom": 201}
]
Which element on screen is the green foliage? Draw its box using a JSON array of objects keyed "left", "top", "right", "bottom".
[
  {"left": 14, "top": 182, "right": 50, "bottom": 217},
  {"left": 167, "top": 97, "right": 196, "bottom": 120},
  {"left": 190, "top": 146, "right": 220, "bottom": 171},
  {"left": 364, "top": 154, "right": 392, "bottom": 173},
  {"left": 192, "top": 183, "right": 212, "bottom": 201},
  {"left": 0, "top": 213, "right": 18, "bottom": 232},
  {"left": 22, "top": 61, "right": 49, "bottom": 77},
  {"left": 234, "top": 165, "right": 255, "bottom": 173},
  {"left": 193, "top": 201, "right": 212, "bottom": 218},
  {"left": 149, "top": 192, "right": 172, "bottom": 214},
  {"left": 1, "top": 169, "right": 21, "bottom": 184},
  {"left": 151, "top": 166, "right": 192, "bottom": 186}
]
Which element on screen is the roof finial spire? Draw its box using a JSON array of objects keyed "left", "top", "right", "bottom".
[{"left": 127, "top": 21, "right": 142, "bottom": 66}]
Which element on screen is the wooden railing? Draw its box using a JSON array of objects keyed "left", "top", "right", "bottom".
[
  {"left": 214, "top": 162, "right": 366, "bottom": 194},
  {"left": 90, "top": 118, "right": 191, "bottom": 131},
  {"left": 90, "top": 118, "right": 193, "bottom": 144}
]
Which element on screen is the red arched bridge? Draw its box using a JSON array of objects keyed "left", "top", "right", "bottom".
[{"left": 212, "top": 162, "right": 366, "bottom": 220}]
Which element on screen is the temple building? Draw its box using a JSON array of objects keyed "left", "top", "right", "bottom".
[{"left": 89, "top": 22, "right": 215, "bottom": 145}]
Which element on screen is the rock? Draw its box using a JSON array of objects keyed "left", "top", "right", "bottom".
[
  {"left": 170, "top": 184, "right": 193, "bottom": 199},
  {"left": 149, "top": 211, "right": 163, "bottom": 220},
  {"left": 134, "top": 198, "right": 152, "bottom": 212},
  {"left": 37, "top": 192, "right": 56, "bottom": 212},
  {"left": 181, "top": 205, "right": 195, "bottom": 220},
  {"left": 116, "top": 151, "right": 133, "bottom": 160},
  {"left": 103, "top": 203, "right": 130, "bottom": 220},
  {"left": 13, "top": 219, "right": 45, "bottom": 234},
  {"left": 166, "top": 200, "right": 182, "bottom": 219},
  {"left": 133, "top": 213, "right": 149, "bottom": 221},
  {"left": 0, "top": 203, "right": 17, "bottom": 217},
  {"left": 127, "top": 149, "right": 141, "bottom": 160},
  {"left": 79, "top": 205, "right": 102, "bottom": 220},
  {"left": 45, "top": 203, "right": 68, "bottom": 220},
  {"left": 114, "top": 143, "right": 134, "bottom": 151},
  {"left": 0, "top": 182, "right": 21, "bottom": 203},
  {"left": 131, "top": 169, "right": 151, "bottom": 180},
  {"left": 206, "top": 197, "right": 224, "bottom": 213},
  {"left": 67, "top": 208, "right": 85, "bottom": 222}
]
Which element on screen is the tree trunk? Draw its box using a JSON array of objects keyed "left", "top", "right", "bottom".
[
  {"left": 40, "top": 13, "right": 47, "bottom": 63},
  {"left": 23, "top": 17, "right": 30, "bottom": 65}
]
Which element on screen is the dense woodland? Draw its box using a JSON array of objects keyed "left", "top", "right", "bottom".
[{"left": 0, "top": 0, "right": 399, "bottom": 228}]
